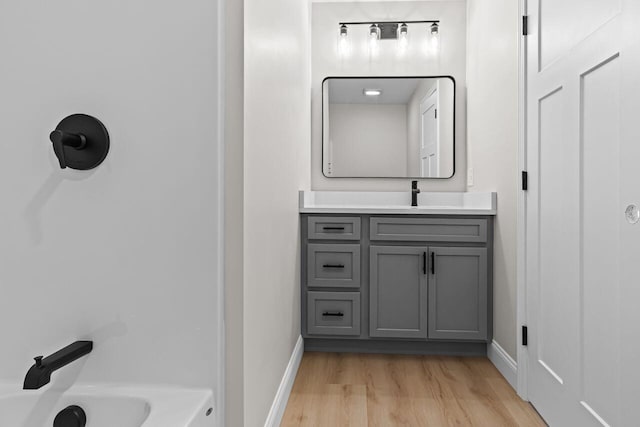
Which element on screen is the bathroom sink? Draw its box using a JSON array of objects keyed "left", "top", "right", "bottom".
[
  {"left": 0, "top": 384, "right": 213, "bottom": 427},
  {"left": 299, "top": 191, "right": 497, "bottom": 215}
]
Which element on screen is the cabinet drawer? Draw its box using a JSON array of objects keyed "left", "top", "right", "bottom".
[
  {"left": 308, "top": 217, "right": 361, "bottom": 240},
  {"left": 307, "top": 244, "right": 361, "bottom": 288},
  {"left": 370, "top": 218, "right": 487, "bottom": 243},
  {"left": 307, "top": 291, "right": 361, "bottom": 336}
]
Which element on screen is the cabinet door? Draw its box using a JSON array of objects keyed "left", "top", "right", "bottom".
[
  {"left": 370, "top": 246, "right": 428, "bottom": 338},
  {"left": 428, "top": 247, "right": 488, "bottom": 340}
]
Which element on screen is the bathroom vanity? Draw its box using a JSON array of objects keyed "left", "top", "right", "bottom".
[{"left": 299, "top": 191, "right": 497, "bottom": 355}]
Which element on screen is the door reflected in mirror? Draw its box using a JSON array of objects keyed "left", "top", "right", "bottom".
[{"left": 322, "top": 76, "right": 455, "bottom": 178}]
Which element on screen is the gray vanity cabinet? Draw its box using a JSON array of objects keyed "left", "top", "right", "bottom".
[
  {"left": 428, "top": 247, "right": 488, "bottom": 340},
  {"left": 369, "top": 246, "right": 428, "bottom": 338},
  {"left": 301, "top": 214, "right": 493, "bottom": 355}
]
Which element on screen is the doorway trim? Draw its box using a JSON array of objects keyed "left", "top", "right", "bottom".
[{"left": 516, "top": 0, "right": 529, "bottom": 400}]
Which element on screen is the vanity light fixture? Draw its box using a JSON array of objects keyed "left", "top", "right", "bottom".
[
  {"left": 337, "top": 20, "right": 440, "bottom": 56},
  {"left": 364, "top": 89, "right": 382, "bottom": 96}
]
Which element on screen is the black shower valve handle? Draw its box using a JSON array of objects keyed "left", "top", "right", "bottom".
[
  {"left": 48, "top": 114, "right": 110, "bottom": 171},
  {"left": 49, "top": 130, "right": 87, "bottom": 169}
]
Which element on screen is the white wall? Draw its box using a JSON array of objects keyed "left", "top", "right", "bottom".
[
  {"left": 312, "top": 0, "right": 467, "bottom": 190},
  {"left": 0, "top": 0, "right": 223, "bottom": 411},
  {"left": 243, "top": 0, "right": 311, "bottom": 425},
  {"left": 467, "top": 0, "right": 519, "bottom": 360},
  {"left": 329, "top": 103, "right": 408, "bottom": 176},
  {"left": 224, "top": 0, "right": 310, "bottom": 424}
]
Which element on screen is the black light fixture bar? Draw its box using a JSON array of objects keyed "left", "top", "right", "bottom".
[{"left": 338, "top": 20, "right": 439, "bottom": 25}]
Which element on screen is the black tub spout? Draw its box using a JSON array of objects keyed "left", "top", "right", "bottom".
[{"left": 23, "top": 341, "right": 93, "bottom": 390}]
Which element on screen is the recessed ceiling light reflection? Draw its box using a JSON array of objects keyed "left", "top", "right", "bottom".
[{"left": 364, "top": 89, "right": 382, "bottom": 96}]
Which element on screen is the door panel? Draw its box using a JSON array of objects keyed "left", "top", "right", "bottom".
[
  {"left": 370, "top": 246, "right": 428, "bottom": 338},
  {"left": 537, "top": 85, "right": 578, "bottom": 391},
  {"left": 539, "top": 0, "right": 621, "bottom": 70},
  {"left": 580, "top": 55, "right": 621, "bottom": 426}
]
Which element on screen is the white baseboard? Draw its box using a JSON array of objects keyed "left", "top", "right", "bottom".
[
  {"left": 264, "top": 335, "right": 304, "bottom": 427},
  {"left": 487, "top": 340, "right": 518, "bottom": 390}
]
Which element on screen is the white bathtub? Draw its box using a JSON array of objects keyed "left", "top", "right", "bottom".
[{"left": 0, "top": 384, "right": 214, "bottom": 427}]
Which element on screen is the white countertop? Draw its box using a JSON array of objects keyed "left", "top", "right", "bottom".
[{"left": 299, "top": 191, "right": 497, "bottom": 215}]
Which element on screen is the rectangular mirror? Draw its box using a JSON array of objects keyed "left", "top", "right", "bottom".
[{"left": 322, "top": 76, "right": 455, "bottom": 178}]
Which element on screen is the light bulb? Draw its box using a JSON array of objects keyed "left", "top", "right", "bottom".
[
  {"left": 340, "top": 24, "right": 348, "bottom": 38},
  {"left": 338, "top": 24, "right": 350, "bottom": 56},
  {"left": 369, "top": 24, "right": 380, "bottom": 54},
  {"left": 370, "top": 32, "right": 378, "bottom": 48},
  {"left": 398, "top": 23, "right": 409, "bottom": 53},
  {"left": 426, "top": 23, "right": 440, "bottom": 56},
  {"left": 431, "top": 33, "right": 439, "bottom": 52}
]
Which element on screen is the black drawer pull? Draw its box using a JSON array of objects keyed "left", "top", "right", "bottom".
[
  {"left": 322, "top": 226, "right": 345, "bottom": 231},
  {"left": 323, "top": 264, "right": 345, "bottom": 269},
  {"left": 322, "top": 311, "right": 344, "bottom": 317}
]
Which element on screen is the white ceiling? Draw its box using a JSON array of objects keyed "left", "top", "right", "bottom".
[{"left": 328, "top": 77, "right": 432, "bottom": 104}]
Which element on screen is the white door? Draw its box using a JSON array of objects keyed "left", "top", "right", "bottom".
[
  {"left": 420, "top": 89, "right": 439, "bottom": 177},
  {"left": 525, "top": 0, "right": 640, "bottom": 425}
]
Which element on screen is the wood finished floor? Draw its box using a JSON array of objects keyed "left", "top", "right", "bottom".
[{"left": 281, "top": 352, "right": 546, "bottom": 427}]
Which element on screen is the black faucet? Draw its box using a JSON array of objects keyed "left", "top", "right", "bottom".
[
  {"left": 23, "top": 341, "right": 93, "bottom": 390},
  {"left": 411, "top": 180, "right": 421, "bottom": 207}
]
